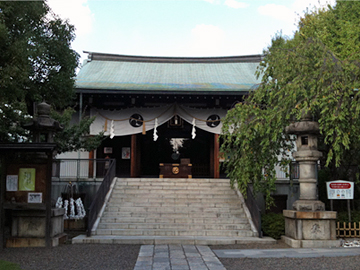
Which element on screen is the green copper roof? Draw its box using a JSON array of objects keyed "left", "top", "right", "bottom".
[{"left": 76, "top": 53, "right": 262, "bottom": 93}]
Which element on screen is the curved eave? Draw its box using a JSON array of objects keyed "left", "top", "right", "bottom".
[{"left": 75, "top": 87, "right": 252, "bottom": 96}]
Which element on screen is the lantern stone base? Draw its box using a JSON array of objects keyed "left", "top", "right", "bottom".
[
  {"left": 292, "top": 199, "right": 325, "bottom": 211},
  {"left": 5, "top": 207, "right": 66, "bottom": 247},
  {"left": 282, "top": 210, "right": 341, "bottom": 248}
]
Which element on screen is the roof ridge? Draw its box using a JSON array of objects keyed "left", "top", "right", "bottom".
[{"left": 83, "top": 51, "right": 263, "bottom": 63}]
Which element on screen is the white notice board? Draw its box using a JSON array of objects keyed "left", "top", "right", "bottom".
[{"left": 326, "top": 180, "right": 354, "bottom": 200}]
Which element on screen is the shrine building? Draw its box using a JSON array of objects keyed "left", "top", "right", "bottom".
[{"left": 68, "top": 52, "right": 263, "bottom": 178}]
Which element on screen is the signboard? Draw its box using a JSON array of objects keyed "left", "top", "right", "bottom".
[
  {"left": 104, "top": 147, "right": 113, "bottom": 154},
  {"left": 326, "top": 180, "right": 354, "bottom": 200},
  {"left": 28, "top": 192, "right": 42, "bottom": 203},
  {"left": 18, "top": 168, "right": 36, "bottom": 191},
  {"left": 122, "top": 147, "right": 130, "bottom": 159},
  {"left": 6, "top": 175, "right": 18, "bottom": 191}
]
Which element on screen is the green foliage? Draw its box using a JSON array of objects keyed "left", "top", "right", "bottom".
[
  {"left": 318, "top": 168, "right": 331, "bottom": 204},
  {"left": 51, "top": 108, "right": 104, "bottom": 154},
  {"left": 337, "top": 211, "right": 360, "bottom": 223},
  {"left": 220, "top": 1, "right": 360, "bottom": 204},
  {"left": 261, "top": 212, "right": 285, "bottom": 239},
  {"left": 0, "top": 1, "right": 78, "bottom": 141},
  {"left": 0, "top": 260, "right": 22, "bottom": 270},
  {"left": 0, "top": 1, "right": 102, "bottom": 153}
]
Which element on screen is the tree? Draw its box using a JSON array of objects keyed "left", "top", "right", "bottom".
[
  {"left": 220, "top": 1, "right": 360, "bottom": 205},
  {"left": 0, "top": 1, "right": 102, "bottom": 152}
]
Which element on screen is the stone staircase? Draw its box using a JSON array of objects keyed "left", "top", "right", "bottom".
[{"left": 73, "top": 178, "right": 273, "bottom": 245}]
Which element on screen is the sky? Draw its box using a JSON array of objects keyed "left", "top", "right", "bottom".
[{"left": 47, "top": 0, "right": 336, "bottom": 65}]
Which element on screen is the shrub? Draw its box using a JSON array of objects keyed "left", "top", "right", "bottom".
[
  {"left": 261, "top": 212, "right": 285, "bottom": 239},
  {"left": 337, "top": 211, "right": 360, "bottom": 223}
]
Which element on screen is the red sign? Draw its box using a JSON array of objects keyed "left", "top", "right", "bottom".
[{"left": 329, "top": 183, "right": 351, "bottom": 189}]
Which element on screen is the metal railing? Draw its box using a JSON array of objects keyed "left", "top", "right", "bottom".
[
  {"left": 52, "top": 159, "right": 111, "bottom": 180},
  {"left": 291, "top": 162, "right": 300, "bottom": 180},
  {"left": 245, "top": 186, "right": 263, "bottom": 238},
  {"left": 87, "top": 159, "right": 116, "bottom": 236},
  {"left": 275, "top": 162, "right": 300, "bottom": 180}
]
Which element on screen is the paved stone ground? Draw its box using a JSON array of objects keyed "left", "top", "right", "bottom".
[{"left": 134, "top": 245, "right": 226, "bottom": 270}]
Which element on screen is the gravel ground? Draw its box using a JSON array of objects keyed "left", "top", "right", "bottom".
[
  {"left": 210, "top": 240, "right": 360, "bottom": 270},
  {"left": 0, "top": 244, "right": 141, "bottom": 270},
  {"left": 210, "top": 240, "right": 291, "bottom": 250},
  {"left": 218, "top": 256, "right": 360, "bottom": 270}
]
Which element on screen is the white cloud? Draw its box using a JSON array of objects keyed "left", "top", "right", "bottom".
[
  {"left": 187, "top": 24, "right": 226, "bottom": 56},
  {"left": 258, "top": 0, "right": 336, "bottom": 24},
  {"left": 47, "top": 0, "right": 94, "bottom": 36},
  {"left": 293, "top": 0, "right": 336, "bottom": 15},
  {"left": 258, "top": 4, "right": 295, "bottom": 24},
  {"left": 224, "top": 0, "right": 249, "bottom": 9}
]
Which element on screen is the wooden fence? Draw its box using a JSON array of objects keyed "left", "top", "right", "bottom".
[{"left": 337, "top": 222, "right": 360, "bottom": 238}]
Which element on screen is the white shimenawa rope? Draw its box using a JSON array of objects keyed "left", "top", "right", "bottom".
[
  {"left": 153, "top": 118, "right": 158, "bottom": 141},
  {"left": 63, "top": 199, "right": 69, "bottom": 219},
  {"left": 192, "top": 118, "right": 196, "bottom": 139},
  {"left": 110, "top": 120, "right": 115, "bottom": 139}
]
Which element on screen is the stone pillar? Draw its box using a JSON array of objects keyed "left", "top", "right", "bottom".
[{"left": 282, "top": 111, "right": 340, "bottom": 248}]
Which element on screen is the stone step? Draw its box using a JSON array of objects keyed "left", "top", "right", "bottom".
[
  {"left": 97, "top": 222, "right": 251, "bottom": 230},
  {"left": 106, "top": 201, "right": 244, "bottom": 208},
  {"left": 114, "top": 183, "right": 230, "bottom": 188},
  {"left": 110, "top": 193, "right": 239, "bottom": 199},
  {"left": 116, "top": 182, "right": 231, "bottom": 188},
  {"left": 91, "top": 177, "right": 256, "bottom": 243},
  {"left": 119, "top": 178, "right": 231, "bottom": 183},
  {"left": 108, "top": 197, "right": 240, "bottom": 204},
  {"left": 72, "top": 235, "right": 275, "bottom": 245},
  {"left": 105, "top": 206, "right": 244, "bottom": 213},
  {"left": 111, "top": 189, "right": 236, "bottom": 195},
  {"left": 101, "top": 212, "right": 246, "bottom": 218},
  {"left": 100, "top": 216, "right": 249, "bottom": 224},
  {"left": 95, "top": 228, "right": 254, "bottom": 237}
]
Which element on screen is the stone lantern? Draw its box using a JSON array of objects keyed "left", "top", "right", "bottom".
[
  {"left": 282, "top": 110, "right": 340, "bottom": 248},
  {"left": 285, "top": 111, "right": 324, "bottom": 211},
  {"left": 23, "top": 102, "right": 63, "bottom": 143},
  {"left": 0, "top": 102, "right": 66, "bottom": 248}
]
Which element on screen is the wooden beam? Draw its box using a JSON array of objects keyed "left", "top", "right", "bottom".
[
  {"left": 131, "top": 134, "right": 136, "bottom": 177},
  {"left": 214, "top": 134, "right": 220, "bottom": 178}
]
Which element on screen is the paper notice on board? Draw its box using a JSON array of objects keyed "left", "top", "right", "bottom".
[
  {"left": 6, "top": 175, "right": 18, "bottom": 191},
  {"left": 18, "top": 168, "right": 36, "bottom": 191}
]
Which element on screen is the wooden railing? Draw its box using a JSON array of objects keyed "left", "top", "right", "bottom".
[
  {"left": 87, "top": 159, "right": 116, "bottom": 236},
  {"left": 337, "top": 222, "right": 360, "bottom": 238},
  {"left": 245, "top": 187, "right": 263, "bottom": 238}
]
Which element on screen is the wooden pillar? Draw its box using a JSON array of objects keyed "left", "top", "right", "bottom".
[
  {"left": 210, "top": 136, "right": 214, "bottom": 177},
  {"left": 131, "top": 134, "right": 137, "bottom": 177},
  {"left": 214, "top": 134, "right": 220, "bottom": 178},
  {"left": 88, "top": 150, "right": 94, "bottom": 178},
  {"left": 45, "top": 151, "right": 53, "bottom": 247},
  {"left": 0, "top": 156, "right": 5, "bottom": 249}
]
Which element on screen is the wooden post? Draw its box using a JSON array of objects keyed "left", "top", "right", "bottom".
[
  {"left": 45, "top": 151, "right": 53, "bottom": 247},
  {"left": 210, "top": 136, "right": 214, "bottom": 177},
  {"left": 214, "top": 134, "right": 220, "bottom": 178},
  {"left": 131, "top": 134, "right": 137, "bottom": 177},
  {"left": 0, "top": 156, "right": 5, "bottom": 249},
  {"left": 88, "top": 150, "right": 94, "bottom": 178}
]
